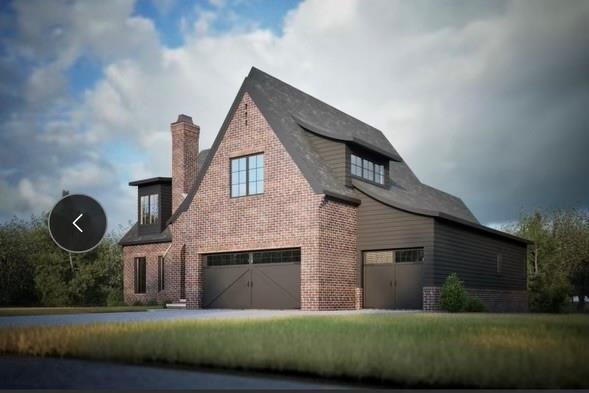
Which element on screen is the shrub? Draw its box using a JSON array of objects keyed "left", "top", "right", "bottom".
[
  {"left": 146, "top": 299, "right": 159, "bottom": 306},
  {"left": 440, "top": 273, "right": 468, "bottom": 312},
  {"left": 106, "top": 289, "right": 124, "bottom": 306},
  {"left": 464, "top": 296, "right": 486, "bottom": 312}
]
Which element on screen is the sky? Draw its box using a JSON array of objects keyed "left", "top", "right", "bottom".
[{"left": 0, "top": 0, "right": 588, "bottom": 233}]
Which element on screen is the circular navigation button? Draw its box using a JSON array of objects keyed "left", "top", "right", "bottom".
[{"left": 48, "top": 194, "right": 107, "bottom": 253}]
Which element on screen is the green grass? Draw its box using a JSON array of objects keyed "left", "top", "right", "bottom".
[
  {"left": 0, "top": 313, "right": 588, "bottom": 387},
  {"left": 0, "top": 306, "right": 162, "bottom": 316}
]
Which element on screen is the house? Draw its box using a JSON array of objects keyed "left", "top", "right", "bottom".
[{"left": 119, "top": 67, "right": 530, "bottom": 311}]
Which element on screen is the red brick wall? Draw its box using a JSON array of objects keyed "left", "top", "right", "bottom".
[
  {"left": 171, "top": 117, "right": 199, "bottom": 212},
  {"left": 423, "top": 286, "right": 528, "bottom": 312},
  {"left": 315, "top": 198, "right": 360, "bottom": 309},
  {"left": 175, "top": 92, "right": 359, "bottom": 310},
  {"left": 123, "top": 242, "right": 172, "bottom": 304}
]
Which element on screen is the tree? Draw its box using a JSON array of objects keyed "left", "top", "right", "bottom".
[
  {"left": 0, "top": 213, "right": 123, "bottom": 307},
  {"left": 509, "top": 209, "right": 589, "bottom": 312}
]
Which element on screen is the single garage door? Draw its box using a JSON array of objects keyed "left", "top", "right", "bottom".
[
  {"left": 363, "top": 248, "right": 424, "bottom": 309},
  {"left": 203, "top": 248, "right": 301, "bottom": 309}
]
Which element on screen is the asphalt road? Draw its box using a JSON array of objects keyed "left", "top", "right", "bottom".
[
  {"left": 0, "top": 308, "right": 414, "bottom": 327},
  {"left": 0, "top": 356, "right": 351, "bottom": 389}
]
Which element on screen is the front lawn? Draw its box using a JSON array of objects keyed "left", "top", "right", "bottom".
[
  {"left": 0, "top": 313, "right": 587, "bottom": 388},
  {"left": 0, "top": 306, "right": 162, "bottom": 317}
]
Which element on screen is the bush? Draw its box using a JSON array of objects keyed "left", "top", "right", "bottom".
[
  {"left": 464, "top": 296, "right": 486, "bottom": 312},
  {"left": 440, "top": 273, "right": 468, "bottom": 312},
  {"left": 106, "top": 289, "right": 124, "bottom": 306},
  {"left": 146, "top": 299, "right": 159, "bottom": 307},
  {"left": 528, "top": 272, "right": 570, "bottom": 313}
]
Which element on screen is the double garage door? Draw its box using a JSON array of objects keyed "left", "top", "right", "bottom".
[
  {"left": 363, "top": 248, "right": 424, "bottom": 309},
  {"left": 203, "top": 248, "right": 301, "bottom": 309}
]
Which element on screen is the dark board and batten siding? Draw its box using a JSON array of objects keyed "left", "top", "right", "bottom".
[
  {"left": 306, "top": 132, "right": 348, "bottom": 184},
  {"left": 356, "top": 192, "right": 435, "bottom": 287},
  {"left": 433, "top": 220, "right": 527, "bottom": 290}
]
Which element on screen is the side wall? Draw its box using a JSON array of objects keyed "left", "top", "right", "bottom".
[
  {"left": 423, "top": 219, "right": 528, "bottom": 312},
  {"left": 123, "top": 242, "right": 173, "bottom": 304},
  {"left": 356, "top": 193, "right": 435, "bottom": 298}
]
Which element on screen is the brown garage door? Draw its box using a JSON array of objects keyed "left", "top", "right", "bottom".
[
  {"left": 203, "top": 248, "right": 301, "bottom": 309},
  {"left": 363, "top": 248, "right": 424, "bottom": 309}
]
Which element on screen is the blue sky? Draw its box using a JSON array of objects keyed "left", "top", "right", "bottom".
[{"left": 1, "top": 0, "right": 588, "bottom": 232}]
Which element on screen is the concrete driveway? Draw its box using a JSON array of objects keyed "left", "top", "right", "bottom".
[{"left": 0, "top": 308, "right": 416, "bottom": 327}]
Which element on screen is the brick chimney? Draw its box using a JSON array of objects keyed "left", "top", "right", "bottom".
[{"left": 171, "top": 114, "right": 199, "bottom": 212}]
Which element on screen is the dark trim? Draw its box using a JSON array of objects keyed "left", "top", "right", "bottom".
[
  {"left": 354, "top": 184, "right": 532, "bottom": 245},
  {"left": 119, "top": 238, "right": 171, "bottom": 246},
  {"left": 129, "top": 177, "right": 172, "bottom": 186}
]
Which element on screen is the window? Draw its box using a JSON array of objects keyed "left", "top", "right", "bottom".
[
  {"left": 364, "top": 251, "right": 394, "bottom": 265},
  {"left": 253, "top": 248, "right": 301, "bottom": 264},
  {"left": 395, "top": 248, "right": 424, "bottom": 263},
  {"left": 158, "top": 256, "right": 165, "bottom": 291},
  {"left": 231, "top": 153, "right": 264, "bottom": 197},
  {"left": 207, "top": 252, "right": 250, "bottom": 266},
  {"left": 496, "top": 253, "right": 503, "bottom": 274},
  {"left": 134, "top": 257, "right": 146, "bottom": 294},
  {"left": 350, "top": 154, "right": 385, "bottom": 185},
  {"left": 140, "top": 194, "right": 159, "bottom": 225},
  {"left": 206, "top": 248, "right": 301, "bottom": 266}
]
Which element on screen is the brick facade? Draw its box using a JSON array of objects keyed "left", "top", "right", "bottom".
[
  {"left": 123, "top": 242, "right": 173, "bottom": 304},
  {"left": 169, "top": 93, "right": 361, "bottom": 310},
  {"left": 423, "top": 286, "right": 528, "bottom": 312}
]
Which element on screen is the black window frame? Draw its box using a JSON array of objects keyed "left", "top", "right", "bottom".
[
  {"left": 230, "top": 153, "right": 264, "bottom": 198},
  {"left": 394, "top": 248, "right": 425, "bottom": 263},
  {"left": 139, "top": 193, "right": 159, "bottom": 225},
  {"left": 157, "top": 256, "right": 165, "bottom": 292},
  {"left": 134, "top": 257, "right": 147, "bottom": 294},
  {"left": 350, "top": 153, "right": 386, "bottom": 186}
]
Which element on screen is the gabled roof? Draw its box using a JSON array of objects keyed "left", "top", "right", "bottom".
[{"left": 163, "top": 67, "right": 525, "bottom": 245}]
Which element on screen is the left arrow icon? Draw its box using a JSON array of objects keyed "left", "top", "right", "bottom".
[{"left": 73, "top": 213, "right": 84, "bottom": 233}]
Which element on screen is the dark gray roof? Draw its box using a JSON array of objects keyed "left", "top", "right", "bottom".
[
  {"left": 128, "top": 177, "right": 172, "bottom": 186},
  {"left": 119, "top": 223, "right": 171, "bottom": 246},
  {"left": 164, "top": 67, "right": 525, "bottom": 244}
]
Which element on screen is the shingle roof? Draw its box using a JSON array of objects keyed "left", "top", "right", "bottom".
[
  {"left": 119, "top": 223, "right": 171, "bottom": 246},
  {"left": 158, "top": 67, "right": 527, "bottom": 244}
]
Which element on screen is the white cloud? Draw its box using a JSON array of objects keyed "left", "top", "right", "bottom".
[{"left": 2, "top": 0, "right": 589, "bottom": 229}]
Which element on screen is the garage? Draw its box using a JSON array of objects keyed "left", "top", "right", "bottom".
[
  {"left": 203, "top": 248, "right": 301, "bottom": 309},
  {"left": 363, "top": 248, "right": 424, "bottom": 309}
]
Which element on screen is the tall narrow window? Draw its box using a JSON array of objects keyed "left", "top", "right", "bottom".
[
  {"left": 496, "top": 253, "right": 503, "bottom": 274},
  {"left": 157, "top": 256, "right": 165, "bottom": 291},
  {"left": 140, "top": 194, "right": 159, "bottom": 224},
  {"left": 134, "top": 257, "right": 146, "bottom": 294},
  {"left": 231, "top": 153, "right": 264, "bottom": 197}
]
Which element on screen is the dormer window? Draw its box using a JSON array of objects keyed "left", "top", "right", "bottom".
[
  {"left": 351, "top": 154, "right": 385, "bottom": 185},
  {"left": 140, "top": 194, "right": 159, "bottom": 225}
]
